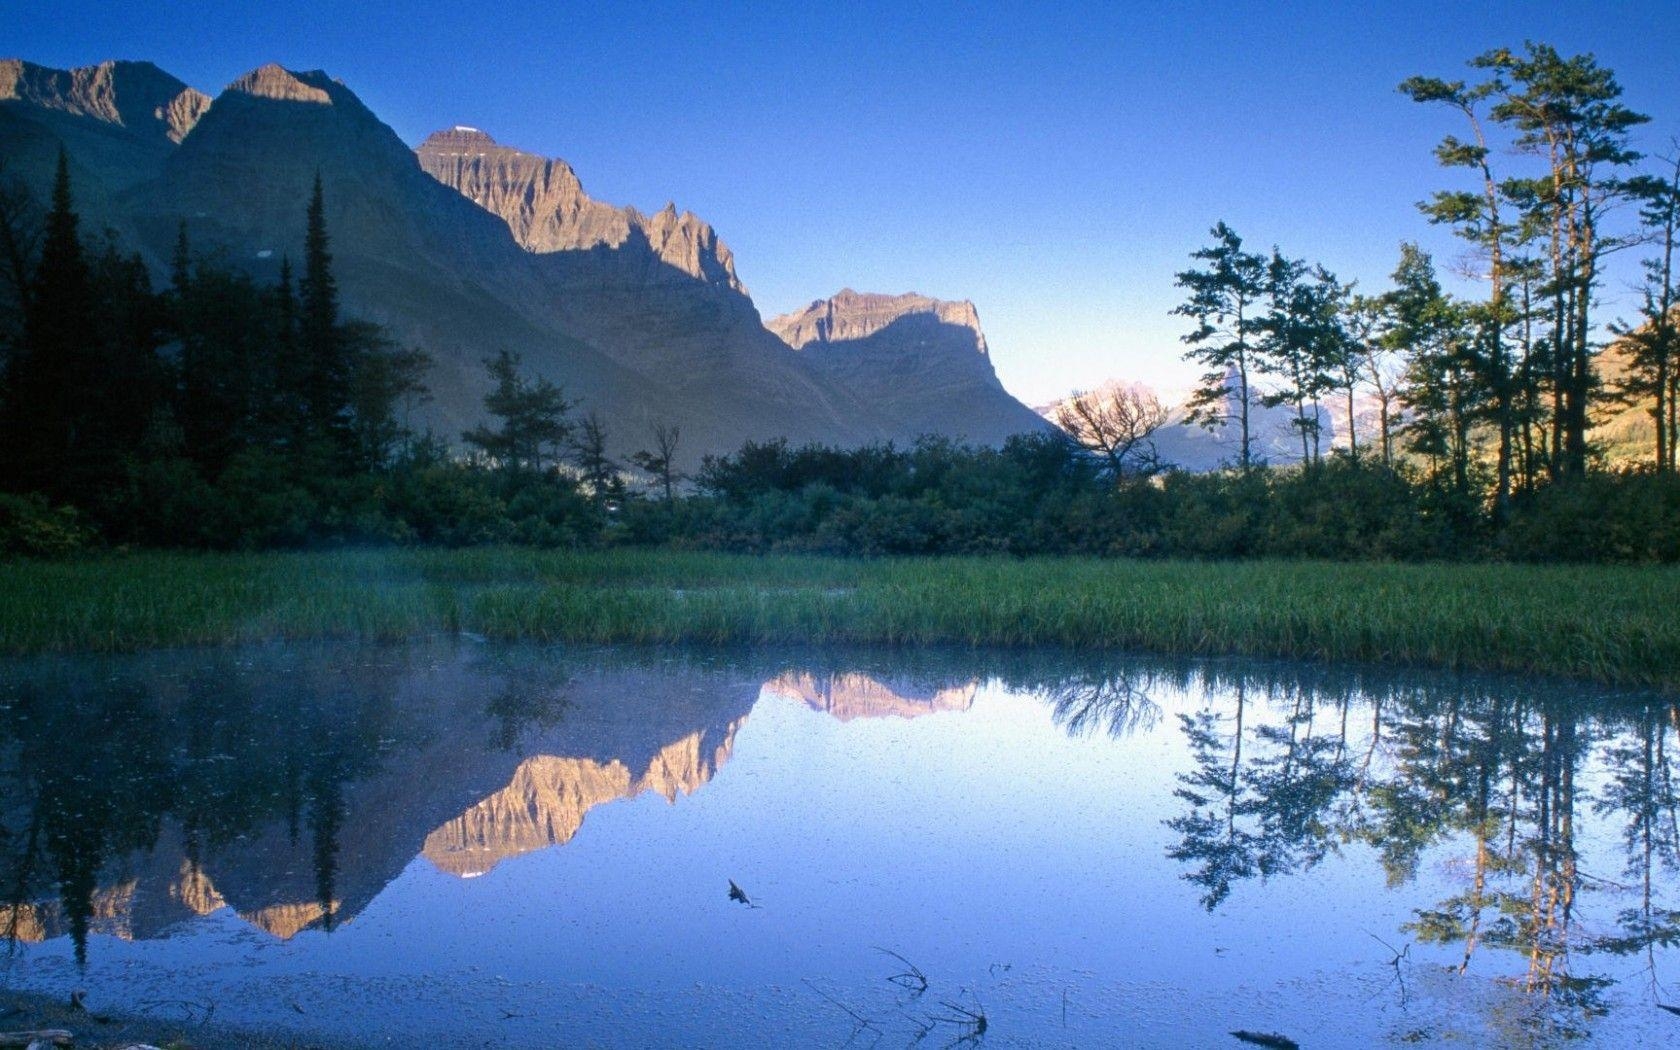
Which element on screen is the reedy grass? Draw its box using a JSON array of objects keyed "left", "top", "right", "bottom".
[{"left": 0, "top": 549, "right": 1675, "bottom": 688}]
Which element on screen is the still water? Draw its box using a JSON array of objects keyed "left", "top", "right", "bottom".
[{"left": 1, "top": 642, "right": 1677, "bottom": 1047}]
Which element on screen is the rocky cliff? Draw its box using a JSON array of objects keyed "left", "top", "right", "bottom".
[
  {"left": 416, "top": 127, "right": 743, "bottom": 293},
  {"left": 768, "top": 289, "right": 1051, "bottom": 445}
]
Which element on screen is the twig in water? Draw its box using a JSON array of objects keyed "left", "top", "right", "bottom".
[
  {"left": 802, "top": 978, "right": 882, "bottom": 1047},
  {"left": 927, "top": 991, "right": 987, "bottom": 1045},
  {"left": 873, "top": 946, "right": 928, "bottom": 995},
  {"left": 134, "top": 998, "right": 215, "bottom": 1026},
  {"left": 1369, "top": 931, "right": 1412, "bottom": 1007}
]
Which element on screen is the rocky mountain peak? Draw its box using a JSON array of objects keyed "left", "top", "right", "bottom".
[
  {"left": 769, "top": 289, "right": 990, "bottom": 357},
  {"left": 225, "top": 63, "right": 342, "bottom": 106},
  {"left": 1, "top": 57, "right": 209, "bottom": 142},
  {"left": 416, "top": 127, "right": 745, "bottom": 293},
  {"left": 419, "top": 125, "right": 499, "bottom": 151}
]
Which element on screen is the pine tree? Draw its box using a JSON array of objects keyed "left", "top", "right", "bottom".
[
  {"left": 2, "top": 149, "right": 95, "bottom": 497},
  {"left": 1174, "top": 222, "right": 1266, "bottom": 469},
  {"left": 300, "top": 175, "right": 346, "bottom": 453},
  {"left": 463, "top": 350, "right": 573, "bottom": 474}
]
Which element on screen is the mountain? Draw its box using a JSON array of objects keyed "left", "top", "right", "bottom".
[
  {"left": 1038, "top": 372, "right": 1336, "bottom": 471},
  {"left": 415, "top": 126, "right": 743, "bottom": 292},
  {"left": 767, "top": 289, "right": 1051, "bottom": 445},
  {"left": 413, "top": 125, "right": 882, "bottom": 454},
  {"left": 764, "top": 671, "right": 977, "bottom": 721},
  {"left": 0, "top": 58, "right": 208, "bottom": 191},
  {"left": 0, "top": 59, "right": 1048, "bottom": 465}
]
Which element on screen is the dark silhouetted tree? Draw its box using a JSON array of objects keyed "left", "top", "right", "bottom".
[{"left": 462, "top": 349, "right": 573, "bottom": 474}]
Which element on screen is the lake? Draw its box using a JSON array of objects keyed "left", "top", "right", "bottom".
[{"left": 1, "top": 641, "right": 1676, "bottom": 1047}]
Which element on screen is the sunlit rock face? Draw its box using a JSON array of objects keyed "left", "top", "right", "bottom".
[
  {"left": 765, "top": 672, "right": 977, "bottom": 722},
  {"left": 0, "top": 880, "right": 138, "bottom": 943},
  {"left": 0, "top": 58, "right": 209, "bottom": 143},
  {"left": 0, "top": 58, "right": 210, "bottom": 196},
  {"left": 771, "top": 290, "right": 989, "bottom": 355},
  {"left": 422, "top": 722, "right": 743, "bottom": 877},
  {"left": 169, "top": 860, "right": 226, "bottom": 917},
  {"left": 768, "top": 290, "right": 1051, "bottom": 446},
  {"left": 417, "top": 127, "right": 743, "bottom": 293},
  {"left": 239, "top": 900, "right": 339, "bottom": 939}
]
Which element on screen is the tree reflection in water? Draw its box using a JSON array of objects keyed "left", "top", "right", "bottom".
[{"left": 1160, "top": 664, "right": 1680, "bottom": 1038}]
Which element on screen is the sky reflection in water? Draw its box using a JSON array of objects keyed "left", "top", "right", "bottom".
[{"left": 1, "top": 642, "right": 1677, "bottom": 1047}]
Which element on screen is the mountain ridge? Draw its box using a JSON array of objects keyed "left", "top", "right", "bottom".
[{"left": 0, "top": 57, "right": 1049, "bottom": 464}]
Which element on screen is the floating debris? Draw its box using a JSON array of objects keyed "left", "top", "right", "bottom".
[
  {"left": 727, "top": 879, "right": 758, "bottom": 908},
  {"left": 1231, "top": 1031, "right": 1299, "bottom": 1049}
]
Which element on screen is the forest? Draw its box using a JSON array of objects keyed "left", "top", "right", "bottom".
[{"left": 1, "top": 43, "right": 1677, "bottom": 564}]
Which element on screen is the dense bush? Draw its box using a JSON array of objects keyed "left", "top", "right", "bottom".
[
  {"left": 1499, "top": 471, "right": 1680, "bottom": 563},
  {"left": 0, "top": 493, "right": 93, "bottom": 557}
]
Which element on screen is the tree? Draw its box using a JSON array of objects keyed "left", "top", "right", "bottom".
[
  {"left": 1340, "top": 293, "right": 1387, "bottom": 462},
  {"left": 1614, "top": 148, "right": 1680, "bottom": 473},
  {"left": 630, "top": 422, "right": 684, "bottom": 502},
  {"left": 340, "top": 320, "right": 430, "bottom": 471},
  {"left": 1256, "top": 253, "right": 1343, "bottom": 464},
  {"left": 0, "top": 160, "right": 42, "bottom": 372},
  {"left": 1, "top": 149, "right": 96, "bottom": 498},
  {"left": 1389, "top": 244, "right": 1484, "bottom": 499},
  {"left": 1354, "top": 290, "right": 1410, "bottom": 469},
  {"left": 1481, "top": 44, "right": 1649, "bottom": 477},
  {"left": 462, "top": 350, "right": 573, "bottom": 474},
  {"left": 572, "top": 411, "right": 621, "bottom": 503},
  {"left": 300, "top": 174, "right": 347, "bottom": 454},
  {"left": 1174, "top": 222, "right": 1267, "bottom": 469},
  {"left": 1053, "top": 384, "right": 1167, "bottom": 479},
  {"left": 1400, "top": 69, "right": 1518, "bottom": 508}
]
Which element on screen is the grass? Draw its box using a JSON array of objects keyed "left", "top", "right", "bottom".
[{"left": 1, "top": 548, "right": 1676, "bottom": 688}]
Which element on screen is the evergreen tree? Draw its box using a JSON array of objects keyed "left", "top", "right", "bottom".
[
  {"left": 1389, "top": 245, "right": 1484, "bottom": 499},
  {"left": 1482, "top": 44, "right": 1649, "bottom": 477},
  {"left": 1400, "top": 71, "right": 1518, "bottom": 509},
  {"left": 1615, "top": 152, "right": 1680, "bottom": 473},
  {"left": 340, "top": 320, "right": 430, "bottom": 471},
  {"left": 2, "top": 149, "right": 96, "bottom": 498},
  {"left": 1256, "top": 252, "right": 1344, "bottom": 464},
  {"left": 300, "top": 175, "right": 347, "bottom": 455},
  {"left": 462, "top": 350, "right": 573, "bottom": 474},
  {"left": 1174, "top": 222, "right": 1266, "bottom": 469}
]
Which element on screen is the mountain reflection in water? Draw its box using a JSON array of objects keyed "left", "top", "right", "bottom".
[{"left": 1, "top": 643, "right": 1677, "bottom": 1047}]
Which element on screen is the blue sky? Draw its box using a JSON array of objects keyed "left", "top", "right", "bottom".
[{"left": 11, "top": 1, "right": 1679, "bottom": 402}]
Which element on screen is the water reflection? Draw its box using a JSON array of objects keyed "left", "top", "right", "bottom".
[
  {"left": 0, "top": 644, "right": 1676, "bottom": 1045},
  {"left": 1160, "top": 666, "right": 1680, "bottom": 1040}
]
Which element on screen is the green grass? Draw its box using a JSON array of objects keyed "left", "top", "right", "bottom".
[{"left": 1, "top": 549, "right": 1676, "bottom": 688}]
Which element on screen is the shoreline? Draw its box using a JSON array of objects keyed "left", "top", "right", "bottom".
[{"left": 1, "top": 549, "right": 1674, "bottom": 689}]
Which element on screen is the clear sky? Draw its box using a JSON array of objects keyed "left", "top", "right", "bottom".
[{"left": 10, "top": 1, "right": 1679, "bottom": 403}]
